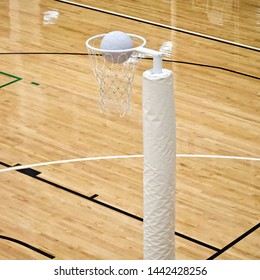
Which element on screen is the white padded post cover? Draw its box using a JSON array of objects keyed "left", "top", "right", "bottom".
[{"left": 143, "top": 69, "right": 175, "bottom": 260}]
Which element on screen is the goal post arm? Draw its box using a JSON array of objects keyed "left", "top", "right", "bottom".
[{"left": 136, "top": 47, "right": 163, "bottom": 74}]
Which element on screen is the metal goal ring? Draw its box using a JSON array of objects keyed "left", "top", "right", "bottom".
[{"left": 86, "top": 33, "right": 146, "bottom": 53}]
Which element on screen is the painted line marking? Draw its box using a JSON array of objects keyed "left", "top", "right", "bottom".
[
  {"left": 0, "top": 72, "right": 23, "bottom": 88},
  {"left": 31, "top": 82, "right": 40, "bottom": 86},
  {"left": 0, "top": 160, "right": 222, "bottom": 250},
  {"left": 176, "top": 154, "right": 260, "bottom": 161},
  {"left": 0, "top": 155, "right": 143, "bottom": 173},
  {"left": 0, "top": 235, "right": 55, "bottom": 259},
  {"left": 55, "top": 0, "right": 260, "bottom": 52},
  {"left": 207, "top": 223, "right": 260, "bottom": 260},
  {"left": 0, "top": 154, "right": 259, "bottom": 173}
]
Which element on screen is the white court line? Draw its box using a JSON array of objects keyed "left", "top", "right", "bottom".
[
  {"left": 0, "top": 154, "right": 259, "bottom": 173},
  {"left": 177, "top": 154, "right": 260, "bottom": 161},
  {"left": 0, "top": 155, "right": 143, "bottom": 173},
  {"left": 57, "top": 0, "right": 260, "bottom": 52}
]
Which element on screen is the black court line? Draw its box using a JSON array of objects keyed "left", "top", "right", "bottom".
[
  {"left": 207, "top": 222, "right": 260, "bottom": 260},
  {"left": 0, "top": 161, "right": 10, "bottom": 167},
  {"left": 38, "top": 177, "right": 143, "bottom": 221},
  {"left": 13, "top": 164, "right": 41, "bottom": 176},
  {"left": 0, "top": 162, "right": 142, "bottom": 221},
  {"left": 89, "top": 194, "right": 99, "bottom": 199},
  {"left": 0, "top": 52, "right": 259, "bottom": 80},
  {"left": 89, "top": 196, "right": 143, "bottom": 221},
  {"left": 0, "top": 161, "right": 220, "bottom": 253},
  {"left": 164, "top": 59, "right": 260, "bottom": 80},
  {"left": 175, "top": 232, "right": 219, "bottom": 252},
  {"left": 0, "top": 235, "right": 55, "bottom": 259},
  {"left": 54, "top": 0, "right": 260, "bottom": 53}
]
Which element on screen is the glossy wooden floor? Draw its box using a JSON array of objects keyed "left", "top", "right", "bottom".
[{"left": 0, "top": 0, "right": 259, "bottom": 260}]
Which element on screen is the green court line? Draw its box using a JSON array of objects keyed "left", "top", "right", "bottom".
[
  {"left": 31, "top": 82, "right": 40, "bottom": 86},
  {"left": 0, "top": 71, "right": 23, "bottom": 88}
]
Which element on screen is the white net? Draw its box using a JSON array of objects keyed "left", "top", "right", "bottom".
[{"left": 87, "top": 34, "right": 145, "bottom": 117}]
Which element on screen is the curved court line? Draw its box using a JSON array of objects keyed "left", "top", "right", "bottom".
[
  {"left": 0, "top": 155, "right": 144, "bottom": 173},
  {"left": 0, "top": 235, "right": 55, "bottom": 259},
  {"left": 0, "top": 154, "right": 259, "bottom": 173}
]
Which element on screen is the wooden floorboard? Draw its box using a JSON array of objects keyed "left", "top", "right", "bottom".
[{"left": 0, "top": 0, "right": 259, "bottom": 259}]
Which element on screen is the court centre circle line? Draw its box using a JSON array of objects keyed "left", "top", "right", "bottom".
[{"left": 0, "top": 154, "right": 259, "bottom": 173}]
